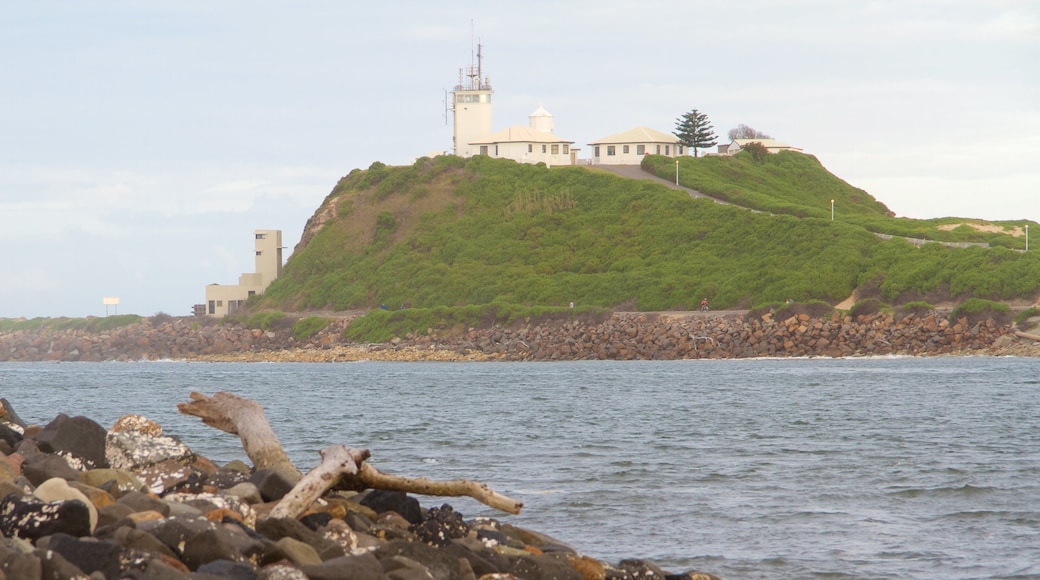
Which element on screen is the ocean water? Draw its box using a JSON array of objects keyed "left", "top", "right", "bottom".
[{"left": 2, "top": 357, "right": 1039, "bottom": 579}]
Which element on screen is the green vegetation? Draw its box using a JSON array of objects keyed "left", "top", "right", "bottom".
[
  {"left": 253, "top": 154, "right": 1040, "bottom": 334},
  {"left": 0, "top": 315, "right": 142, "bottom": 333},
  {"left": 291, "top": 316, "right": 332, "bottom": 341},
  {"left": 244, "top": 311, "right": 288, "bottom": 331},
  {"left": 950, "top": 298, "right": 1012, "bottom": 325},
  {"left": 344, "top": 303, "right": 605, "bottom": 343}
]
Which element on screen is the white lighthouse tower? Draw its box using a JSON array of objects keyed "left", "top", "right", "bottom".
[{"left": 451, "top": 43, "right": 493, "bottom": 157}]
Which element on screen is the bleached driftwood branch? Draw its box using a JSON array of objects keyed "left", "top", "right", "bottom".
[{"left": 178, "top": 391, "right": 524, "bottom": 517}]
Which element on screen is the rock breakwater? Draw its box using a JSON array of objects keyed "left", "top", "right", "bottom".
[
  {"left": 1, "top": 310, "right": 1037, "bottom": 363},
  {"left": 0, "top": 399, "right": 721, "bottom": 579}
]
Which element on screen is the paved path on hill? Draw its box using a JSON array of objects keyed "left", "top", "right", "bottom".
[
  {"left": 595, "top": 164, "right": 728, "bottom": 205},
  {"left": 595, "top": 164, "right": 994, "bottom": 250}
]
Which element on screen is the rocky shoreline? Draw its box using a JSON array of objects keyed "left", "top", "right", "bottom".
[
  {"left": 1, "top": 308, "right": 1038, "bottom": 363},
  {"left": 0, "top": 399, "right": 723, "bottom": 579}
]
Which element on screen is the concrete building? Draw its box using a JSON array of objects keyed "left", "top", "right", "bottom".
[
  {"left": 203, "top": 229, "right": 283, "bottom": 317},
  {"left": 588, "top": 127, "right": 685, "bottom": 165},
  {"left": 718, "top": 138, "right": 803, "bottom": 155}
]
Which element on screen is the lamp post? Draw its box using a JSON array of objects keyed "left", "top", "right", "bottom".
[
  {"left": 831, "top": 199, "right": 834, "bottom": 221},
  {"left": 675, "top": 159, "right": 679, "bottom": 186},
  {"left": 1027, "top": 224, "right": 1029, "bottom": 251}
]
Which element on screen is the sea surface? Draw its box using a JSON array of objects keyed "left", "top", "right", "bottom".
[{"left": 2, "top": 357, "right": 1039, "bottom": 579}]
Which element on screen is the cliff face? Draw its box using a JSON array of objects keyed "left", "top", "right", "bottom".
[{"left": 0, "top": 311, "right": 1035, "bottom": 362}]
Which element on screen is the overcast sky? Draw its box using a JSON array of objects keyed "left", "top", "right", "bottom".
[{"left": 2, "top": 1, "right": 1037, "bottom": 319}]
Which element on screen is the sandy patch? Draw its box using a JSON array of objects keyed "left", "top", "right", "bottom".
[{"left": 938, "top": 223, "right": 1023, "bottom": 237}]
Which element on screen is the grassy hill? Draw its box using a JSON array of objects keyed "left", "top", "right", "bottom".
[{"left": 257, "top": 153, "right": 1040, "bottom": 314}]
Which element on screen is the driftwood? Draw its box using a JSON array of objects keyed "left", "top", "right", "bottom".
[
  {"left": 178, "top": 391, "right": 523, "bottom": 517},
  {"left": 1015, "top": 330, "right": 1040, "bottom": 341}
]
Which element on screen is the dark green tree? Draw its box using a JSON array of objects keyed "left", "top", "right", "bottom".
[{"left": 673, "top": 109, "right": 717, "bottom": 157}]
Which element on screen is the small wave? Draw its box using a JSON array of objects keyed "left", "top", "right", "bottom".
[{"left": 889, "top": 483, "right": 997, "bottom": 498}]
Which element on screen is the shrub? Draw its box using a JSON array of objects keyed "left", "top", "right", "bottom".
[
  {"left": 246, "top": 311, "right": 288, "bottom": 331},
  {"left": 292, "top": 316, "right": 332, "bottom": 341},
  {"left": 949, "top": 298, "right": 1011, "bottom": 326},
  {"left": 849, "top": 298, "right": 885, "bottom": 318}
]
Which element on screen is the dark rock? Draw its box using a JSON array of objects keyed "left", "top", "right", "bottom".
[
  {"left": 181, "top": 527, "right": 247, "bottom": 571},
  {"left": 205, "top": 468, "right": 251, "bottom": 490},
  {"left": 375, "top": 539, "right": 463, "bottom": 580},
  {"left": 617, "top": 558, "right": 667, "bottom": 580},
  {"left": 507, "top": 553, "right": 583, "bottom": 580},
  {"left": 0, "top": 423, "right": 23, "bottom": 449},
  {"left": 3, "top": 552, "right": 42, "bottom": 580},
  {"left": 140, "top": 516, "right": 218, "bottom": 556},
  {"left": 0, "top": 492, "right": 92, "bottom": 540},
  {"left": 40, "top": 532, "right": 122, "bottom": 578},
  {"left": 300, "top": 551, "right": 385, "bottom": 580},
  {"left": 196, "top": 559, "right": 259, "bottom": 580},
  {"left": 443, "top": 541, "right": 502, "bottom": 577},
  {"left": 110, "top": 525, "right": 182, "bottom": 560},
  {"left": 33, "top": 413, "right": 108, "bottom": 469},
  {"left": 35, "top": 546, "right": 88, "bottom": 579},
  {"left": 249, "top": 468, "right": 296, "bottom": 502},
  {"left": 299, "top": 511, "right": 333, "bottom": 531},
  {"left": 360, "top": 490, "right": 422, "bottom": 524},
  {"left": 411, "top": 504, "right": 469, "bottom": 547},
  {"left": 254, "top": 516, "right": 345, "bottom": 561},
  {"left": 97, "top": 502, "right": 137, "bottom": 527},
  {"left": 20, "top": 453, "right": 81, "bottom": 485},
  {"left": 0, "top": 398, "right": 27, "bottom": 429},
  {"left": 118, "top": 490, "right": 172, "bottom": 517}
]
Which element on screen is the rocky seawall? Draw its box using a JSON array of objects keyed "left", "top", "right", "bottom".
[
  {"left": 1, "top": 310, "right": 1038, "bottom": 363},
  {"left": 0, "top": 400, "right": 722, "bottom": 579}
]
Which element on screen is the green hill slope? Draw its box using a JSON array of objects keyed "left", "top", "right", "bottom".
[{"left": 258, "top": 154, "right": 1040, "bottom": 313}]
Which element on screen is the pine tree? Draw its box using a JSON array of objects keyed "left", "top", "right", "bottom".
[{"left": 673, "top": 109, "right": 717, "bottom": 158}]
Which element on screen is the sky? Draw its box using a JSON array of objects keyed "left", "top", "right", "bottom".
[{"left": 2, "top": 1, "right": 1037, "bottom": 319}]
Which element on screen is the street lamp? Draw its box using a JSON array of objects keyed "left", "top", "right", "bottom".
[
  {"left": 675, "top": 159, "right": 679, "bottom": 186},
  {"left": 830, "top": 199, "right": 834, "bottom": 221}
]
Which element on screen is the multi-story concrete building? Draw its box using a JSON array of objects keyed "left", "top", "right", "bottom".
[{"left": 203, "top": 229, "right": 282, "bottom": 317}]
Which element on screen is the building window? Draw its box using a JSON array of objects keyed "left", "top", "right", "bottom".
[
  {"left": 216, "top": 300, "right": 223, "bottom": 307},
  {"left": 495, "top": 145, "right": 499, "bottom": 156},
  {"left": 256, "top": 250, "right": 262, "bottom": 256},
  {"left": 542, "top": 144, "right": 547, "bottom": 153},
  {"left": 637, "top": 145, "right": 645, "bottom": 155},
  {"left": 563, "top": 144, "right": 569, "bottom": 154},
  {"left": 528, "top": 144, "right": 533, "bottom": 153},
  {"left": 248, "top": 290, "right": 256, "bottom": 296},
  {"left": 594, "top": 146, "right": 600, "bottom": 157},
  {"left": 480, "top": 145, "right": 489, "bottom": 155},
  {"left": 623, "top": 145, "right": 630, "bottom": 154},
  {"left": 208, "top": 300, "right": 215, "bottom": 315},
  {"left": 551, "top": 144, "right": 559, "bottom": 154},
  {"left": 255, "top": 233, "right": 266, "bottom": 239},
  {"left": 665, "top": 145, "right": 670, "bottom": 156},
  {"left": 607, "top": 146, "right": 616, "bottom": 156},
  {"left": 678, "top": 145, "right": 684, "bottom": 155},
  {"left": 656, "top": 145, "right": 661, "bottom": 154}
]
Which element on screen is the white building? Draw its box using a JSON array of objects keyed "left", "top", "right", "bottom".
[
  {"left": 469, "top": 105, "right": 576, "bottom": 166},
  {"left": 588, "top": 127, "right": 685, "bottom": 165},
  {"left": 451, "top": 44, "right": 493, "bottom": 159},
  {"left": 718, "top": 138, "right": 803, "bottom": 155},
  {"left": 450, "top": 47, "right": 576, "bottom": 165},
  {"left": 203, "top": 230, "right": 283, "bottom": 317}
]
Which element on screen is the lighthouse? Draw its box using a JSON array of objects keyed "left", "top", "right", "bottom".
[{"left": 451, "top": 43, "right": 493, "bottom": 158}]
